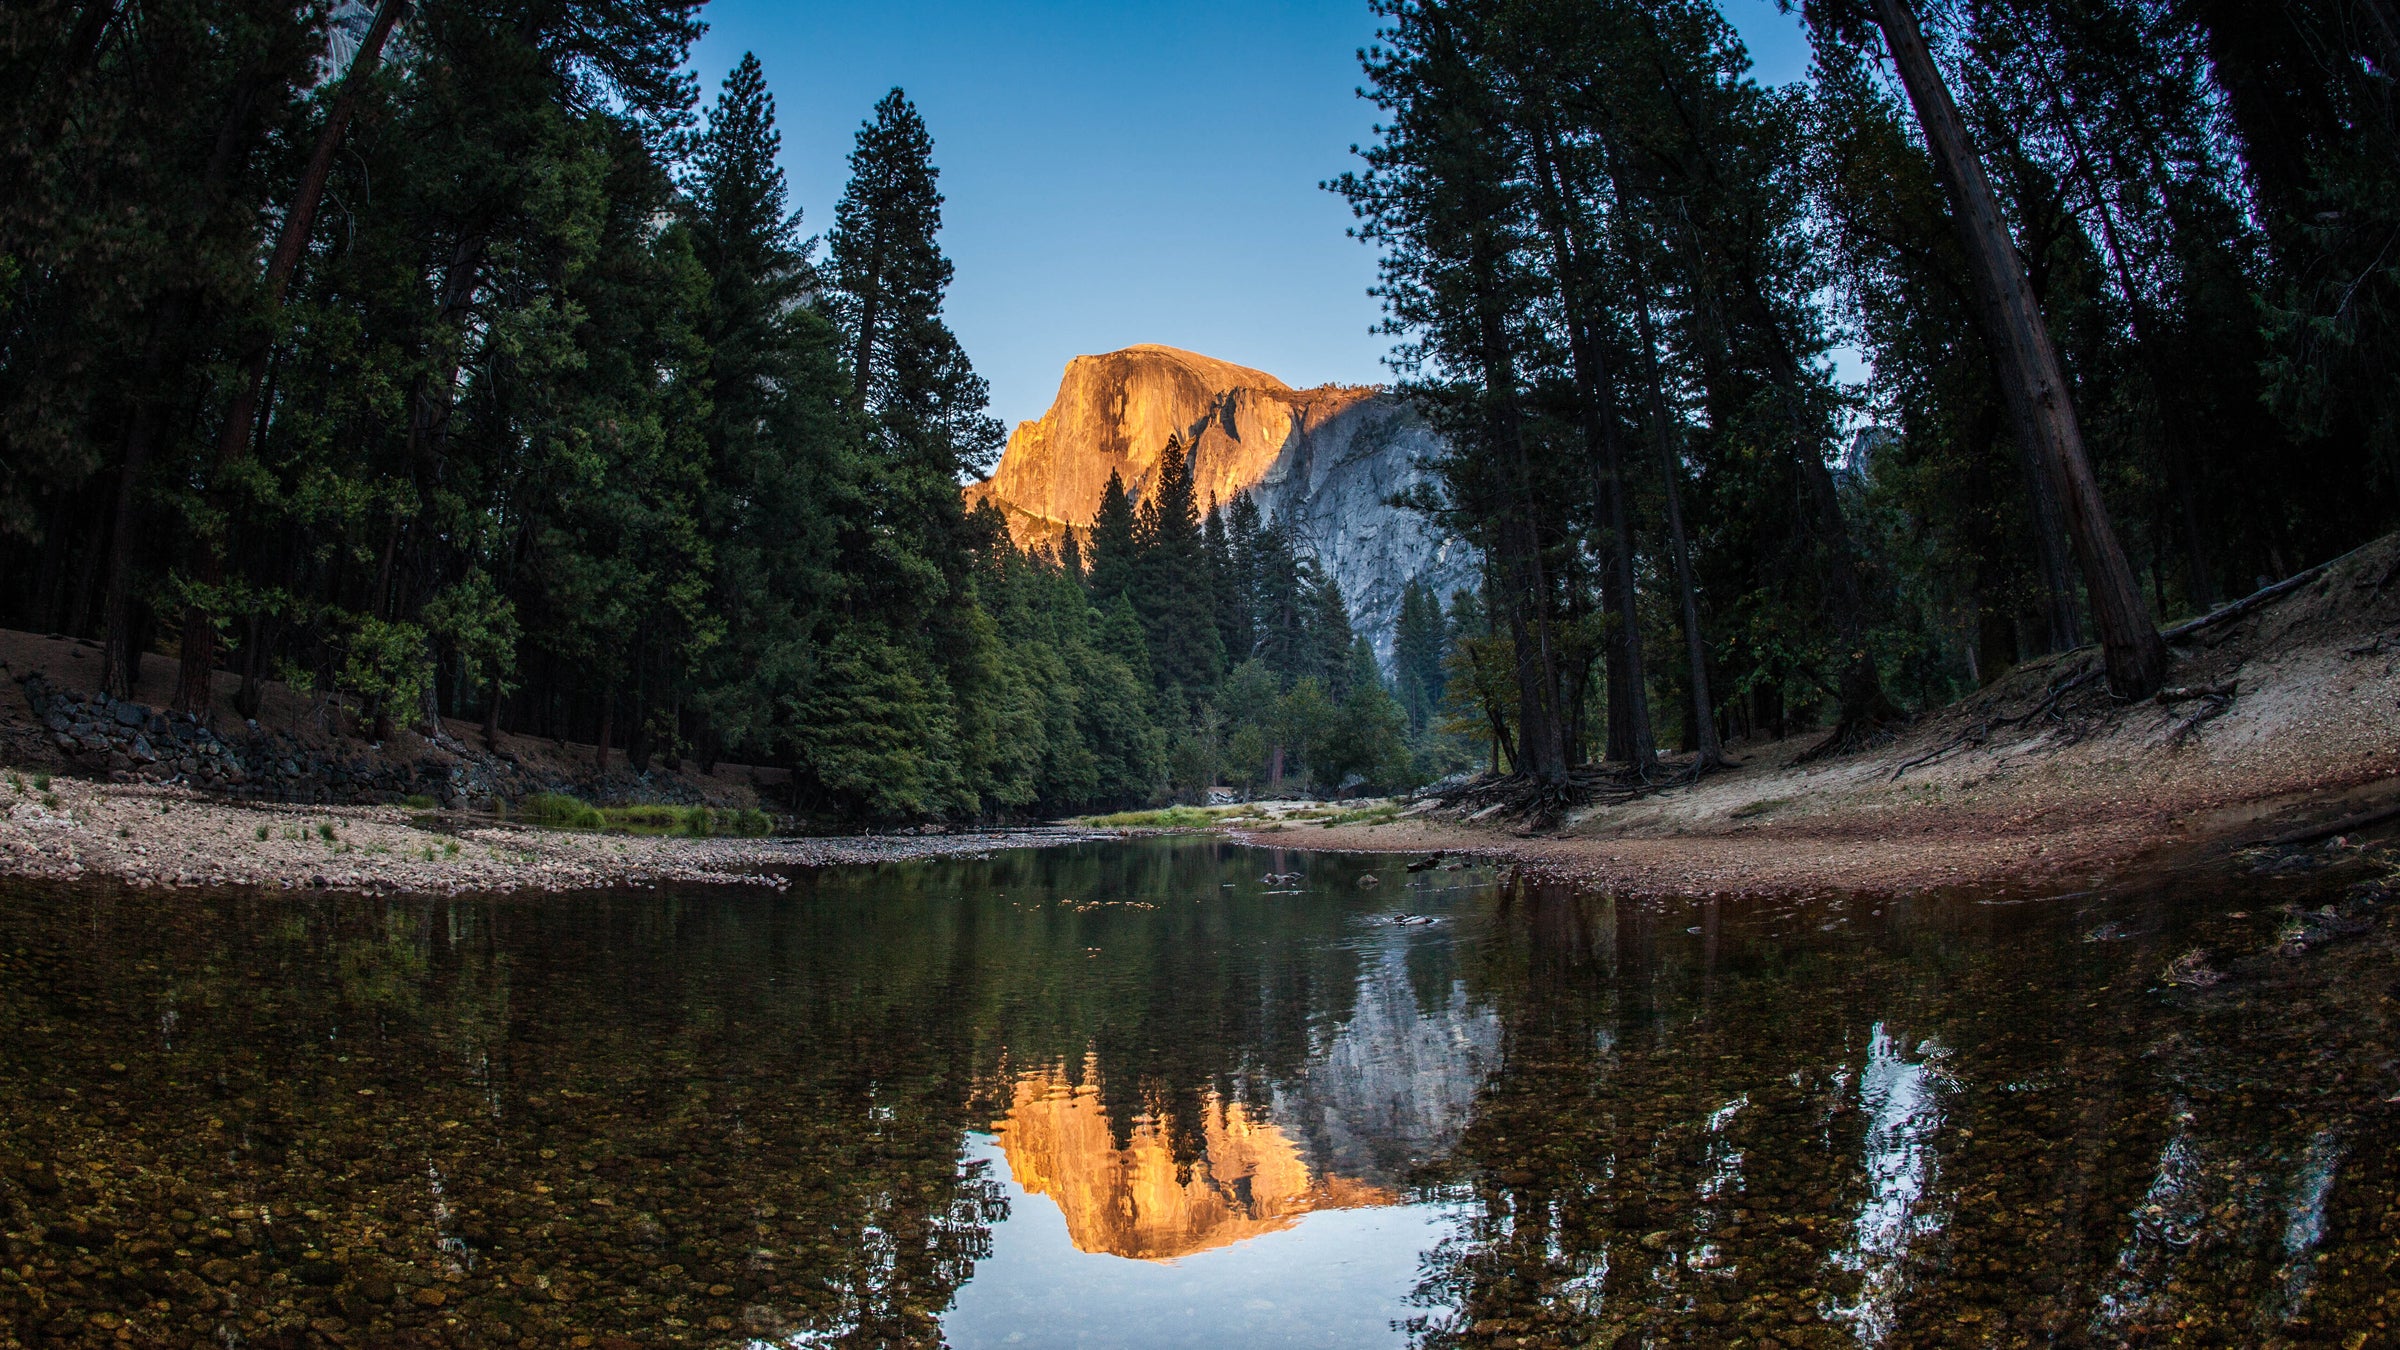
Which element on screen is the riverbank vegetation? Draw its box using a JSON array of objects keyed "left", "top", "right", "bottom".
[{"left": 1337, "top": 0, "right": 2400, "bottom": 800}]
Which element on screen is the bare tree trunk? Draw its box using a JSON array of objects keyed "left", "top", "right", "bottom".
[
  {"left": 176, "top": 0, "right": 411, "bottom": 714},
  {"left": 1523, "top": 120, "right": 1656, "bottom": 775},
  {"left": 1869, "top": 0, "right": 2168, "bottom": 697}
]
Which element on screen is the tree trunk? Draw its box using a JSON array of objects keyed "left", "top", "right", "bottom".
[
  {"left": 97, "top": 297, "right": 181, "bottom": 697},
  {"left": 1636, "top": 119, "right": 1895, "bottom": 741},
  {"left": 2033, "top": 63, "right": 2215, "bottom": 613},
  {"left": 100, "top": 77, "right": 267, "bottom": 697},
  {"left": 1523, "top": 120, "right": 1656, "bottom": 775},
  {"left": 595, "top": 687, "right": 613, "bottom": 777},
  {"left": 2020, "top": 447, "right": 2083, "bottom": 652},
  {"left": 482, "top": 678, "right": 502, "bottom": 750},
  {"left": 1469, "top": 242, "right": 1571, "bottom": 788},
  {"left": 1625, "top": 253, "right": 1726, "bottom": 768},
  {"left": 176, "top": 0, "right": 411, "bottom": 714},
  {"left": 1869, "top": 0, "right": 2168, "bottom": 697}
]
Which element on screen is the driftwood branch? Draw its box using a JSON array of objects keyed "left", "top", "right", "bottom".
[
  {"left": 2162, "top": 564, "right": 2330, "bottom": 641},
  {"left": 2164, "top": 535, "right": 2389, "bottom": 643}
]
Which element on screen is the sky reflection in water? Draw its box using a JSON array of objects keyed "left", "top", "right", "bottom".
[{"left": 0, "top": 837, "right": 2393, "bottom": 1348}]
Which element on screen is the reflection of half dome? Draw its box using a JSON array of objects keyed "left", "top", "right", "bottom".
[{"left": 993, "top": 1063, "right": 1395, "bottom": 1261}]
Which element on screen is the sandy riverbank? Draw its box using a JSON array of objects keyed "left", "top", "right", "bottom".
[
  {"left": 0, "top": 775, "right": 1106, "bottom": 894},
  {"left": 1253, "top": 537, "right": 2400, "bottom": 899}
]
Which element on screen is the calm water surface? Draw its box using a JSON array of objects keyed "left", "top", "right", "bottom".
[{"left": 0, "top": 838, "right": 2394, "bottom": 1349}]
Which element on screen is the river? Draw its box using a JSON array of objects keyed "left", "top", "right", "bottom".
[{"left": 0, "top": 838, "right": 2392, "bottom": 1347}]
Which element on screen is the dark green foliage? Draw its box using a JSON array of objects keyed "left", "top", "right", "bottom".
[
  {"left": 0, "top": 15, "right": 1244, "bottom": 824},
  {"left": 1331, "top": 0, "right": 2394, "bottom": 771},
  {"left": 1394, "top": 579, "right": 1449, "bottom": 732},
  {"left": 1129, "top": 435, "right": 1226, "bottom": 704},
  {"left": 1086, "top": 471, "right": 1140, "bottom": 605}
]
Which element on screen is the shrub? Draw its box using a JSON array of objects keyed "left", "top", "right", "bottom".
[
  {"left": 401, "top": 794, "right": 437, "bottom": 810},
  {"left": 729, "top": 808, "right": 773, "bottom": 837},
  {"left": 318, "top": 822, "right": 338, "bottom": 842}
]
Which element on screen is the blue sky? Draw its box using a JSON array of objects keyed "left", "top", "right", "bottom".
[{"left": 687, "top": 1, "right": 1816, "bottom": 431}]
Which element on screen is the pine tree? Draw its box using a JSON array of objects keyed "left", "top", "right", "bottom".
[
  {"left": 826, "top": 88, "right": 1002, "bottom": 491},
  {"left": 1131, "top": 434, "right": 1225, "bottom": 702},
  {"left": 1086, "top": 470, "right": 1140, "bottom": 605},
  {"left": 687, "top": 52, "right": 849, "bottom": 760},
  {"left": 1394, "top": 578, "right": 1448, "bottom": 733},
  {"left": 1251, "top": 515, "right": 1310, "bottom": 682},
  {"left": 1303, "top": 564, "right": 1356, "bottom": 697}
]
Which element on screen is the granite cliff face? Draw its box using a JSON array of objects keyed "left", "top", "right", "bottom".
[{"left": 965, "top": 345, "right": 1475, "bottom": 661}]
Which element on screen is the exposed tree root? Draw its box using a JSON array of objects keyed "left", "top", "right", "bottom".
[
  {"left": 1410, "top": 752, "right": 1735, "bottom": 832},
  {"left": 2158, "top": 680, "right": 2238, "bottom": 747},
  {"left": 1890, "top": 660, "right": 2107, "bottom": 780},
  {"left": 1795, "top": 715, "right": 1905, "bottom": 766}
]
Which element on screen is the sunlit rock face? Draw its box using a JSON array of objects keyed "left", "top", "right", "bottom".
[
  {"left": 992, "top": 1064, "right": 1395, "bottom": 1261},
  {"left": 966, "top": 344, "right": 1478, "bottom": 659}
]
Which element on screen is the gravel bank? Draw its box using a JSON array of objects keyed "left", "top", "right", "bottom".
[{"left": 0, "top": 775, "right": 1107, "bottom": 894}]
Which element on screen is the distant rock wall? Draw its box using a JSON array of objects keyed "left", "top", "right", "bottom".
[{"left": 966, "top": 344, "right": 1477, "bottom": 662}]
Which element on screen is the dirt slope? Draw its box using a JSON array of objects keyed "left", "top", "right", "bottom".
[{"left": 1291, "top": 535, "right": 2400, "bottom": 899}]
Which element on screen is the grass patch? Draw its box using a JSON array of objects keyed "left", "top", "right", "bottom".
[
  {"left": 33, "top": 773, "right": 52, "bottom": 792},
  {"left": 514, "top": 793, "right": 770, "bottom": 837},
  {"left": 401, "top": 793, "right": 438, "bottom": 810},
  {"left": 517, "top": 792, "right": 606, "bottom": 829},
  {"left": 255, "top": 824, "right": 269, "bottom": 841},
  {"left": 1730, "top": 797, "right": 1790, "bottom": 820},
  {"left": 317, "top": 821, "right": 338, "bottom": 842},
  {"left": 599, "top": 803, "right": 773, "bottom": 837},
  {"left": 1076, "top": 805, "right": 1231, "bottom": 829}
]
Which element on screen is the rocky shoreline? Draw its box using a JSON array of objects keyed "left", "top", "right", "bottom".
[
  {"left": 0, "top": 774, "right": 1113, "bottom": 895},
  {"left": 16, "top": 673, "right": 540, "bottom": 806}
]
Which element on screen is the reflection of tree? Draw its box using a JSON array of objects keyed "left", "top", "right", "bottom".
[
  {"left": 1404, "top": 871, "right": 2400, "bottom": 1348},
  {"left": 0, "top": 840, "right": 1466, "bottom": 1348},
  {"left": 800, "top": 841, "right": 1382, "bottom": 1167}
]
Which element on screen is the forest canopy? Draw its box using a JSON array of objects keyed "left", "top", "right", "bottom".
[{"left": 1, "top": 0, "right": 2394, "bottom": 821}]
